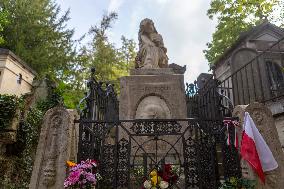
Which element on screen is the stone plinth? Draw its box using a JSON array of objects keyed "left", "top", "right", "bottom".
[
  {"left": 119, "top": 71, "right": 187, "bottom": 120},
  {"left": 130, "top": 68, "right": 174, "bottom": 75},
  {"left": 233, "top": 102, "right": 284, "bottom": 189}
]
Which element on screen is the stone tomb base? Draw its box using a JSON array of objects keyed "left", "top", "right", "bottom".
[{"left": 119, "top": 69, "right": 187, "bottom": 120}]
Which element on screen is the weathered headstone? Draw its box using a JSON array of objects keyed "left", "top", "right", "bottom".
[
  {"left": 29, "top": 106, "right": 77, "bottom": 189},
  {"left": 233, "top": 102, "right": 284, "bottom": 189}
]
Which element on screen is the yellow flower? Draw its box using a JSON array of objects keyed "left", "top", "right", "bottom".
[
  {"left": 150, "top": 169, "right": 157, "bottom": 177},
  {"left": 66, "top": 161, "right": 76, "bottom": 167},
  {"left": 151, "top": 176, "right": 161, "bottom": 186}
]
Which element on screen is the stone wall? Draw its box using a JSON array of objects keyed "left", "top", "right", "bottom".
[{"left": 0, "top": 49, "right": 36, "bottom": 96}]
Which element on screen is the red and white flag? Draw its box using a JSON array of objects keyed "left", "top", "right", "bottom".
[{"left": 240, "top": 112, "right": 278, "bottom": 183}]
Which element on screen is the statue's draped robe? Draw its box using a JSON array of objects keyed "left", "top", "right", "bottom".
[{"left": 139, "top": 34, "right": 168, "bottom": 68}]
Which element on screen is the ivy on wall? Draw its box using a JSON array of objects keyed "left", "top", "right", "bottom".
[
  {"left": 0, "top": 106, "right": 44, "bottom": 189},
  {"left": 0, "top": 77, "right": 63, "bottom": 188},
  {"left": 0, "top": 95, "right": 21, "bottom": 130}
]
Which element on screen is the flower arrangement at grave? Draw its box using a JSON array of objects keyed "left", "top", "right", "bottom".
[
  {"left": 142, "top": 164, "right": 179, "bottom": 189},
  {"left": 64, "top": 159, "right": 101, "bottom": 189}
]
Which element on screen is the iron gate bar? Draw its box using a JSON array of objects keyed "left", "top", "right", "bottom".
[
  {"left": 131, "top": 137, "right": 183, "bottom": 170},
  {"left": 118, "top": 120, "right": 192, "bottom": 189},
  {"left": 119, "top": 122, "right": 156, "bottom": 164}
]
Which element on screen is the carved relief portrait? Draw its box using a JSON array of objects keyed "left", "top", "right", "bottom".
[{"left": 135, "top": 96, "right": 171, "bottom": 119}]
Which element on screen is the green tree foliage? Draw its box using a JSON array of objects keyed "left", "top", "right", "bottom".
[
  {"left": 86, "top": 12, "right": 129, "bottom": 82},
  {"left": 85, "top": 12, "right": 136, "bottom": 85},
  {"left": 0, "top": 1, "right": 136, "bottom": 108},
  {"left": 0, "top": 0, "right": 75, "bottom": 76},
  {"left": 204, "top": 0, "right": 283, "bottom": 65},
  {"left": 0, "top": 8, "right": 8, "bottom": 45},
  {"left": 118, "top": 35, "right": 136, "bottom": 73},
  {"left": 61, "top": 12, "right": 137, "bottom": 108}
]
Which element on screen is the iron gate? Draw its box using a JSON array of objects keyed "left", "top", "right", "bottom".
[{"left": 76, "top": 69, "right": 241, "bottom": 189}]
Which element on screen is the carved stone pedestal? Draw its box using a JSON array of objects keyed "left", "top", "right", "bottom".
[{"left": 119, "top": 69, "right": 187, "bottom": 120}]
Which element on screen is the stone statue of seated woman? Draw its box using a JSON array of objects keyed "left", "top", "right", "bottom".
[{"left": 135, "top": 18, "right": 169, "bottom": 69}]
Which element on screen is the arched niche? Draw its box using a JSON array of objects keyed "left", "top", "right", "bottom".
[{"left": 135, "top": 96, "right": 171, "bottom": 119}]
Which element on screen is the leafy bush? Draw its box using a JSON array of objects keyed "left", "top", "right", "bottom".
[{"left": 219, "top": 177, "right": 256, "bottom": 189}]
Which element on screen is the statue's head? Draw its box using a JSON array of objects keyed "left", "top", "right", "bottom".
[{"left": 139, "top": 18, "right": 157, "bottom": 35}]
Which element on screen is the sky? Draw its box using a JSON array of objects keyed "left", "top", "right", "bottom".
[{"left": 56, "top": 0, "right": 217, "bottom": 82}]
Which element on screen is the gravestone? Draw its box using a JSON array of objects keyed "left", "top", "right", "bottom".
[
  {"left": 119, "top": 19, "right": 187, "bottom": 182},
  {"left": 233, "top": 102, "right": 284, "bottom": 189},
  {"left": 120, "top": 18, "right": 187, "bottom": 120},
  {"left": 29, "top": 106, "right": 77, "bottom": 189}
]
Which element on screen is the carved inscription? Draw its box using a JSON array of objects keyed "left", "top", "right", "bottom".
[{"left": 132, "top": 85, "right": 171, "bottom": 93}]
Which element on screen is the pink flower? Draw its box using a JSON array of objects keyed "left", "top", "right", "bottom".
[
  {"left": 64, "top": 159, "right": 99, "bottom": 188},
  {"left": 85, "top": 172, "right": 96, "bottom": 183}
]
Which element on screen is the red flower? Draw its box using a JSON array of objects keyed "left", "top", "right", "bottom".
[
  {"left": 162, "top": 174, "right": 170, "bottom": 182},
  {"left": 164, "top": 164, "right": 172, "bottom": 173}
]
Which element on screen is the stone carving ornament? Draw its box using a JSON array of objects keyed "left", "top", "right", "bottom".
[{"left": 135, "top": 18, "right": 169, "bottom": 69}]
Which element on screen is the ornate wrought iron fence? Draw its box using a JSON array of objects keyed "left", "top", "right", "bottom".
[
  {"left": 76, "top": 118, "right": 241, "bottom": 189},
  {"left": 76, "top": 68, "right": 241, "bottom": 188},
  {"left": 187, "top": 37, "right": 284, "bottom": 120},
  {"left": 77, "top": 68, "right": 119, "bottom": 122},
  {"left": 186, "top": 79, "right": 234, "bottom": 119},
  {"left": 216, "top": 37, "right": 284, "bottom": 107}
]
